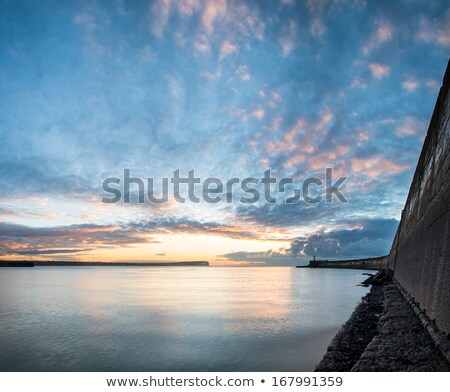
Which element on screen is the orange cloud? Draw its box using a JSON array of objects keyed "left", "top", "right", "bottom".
[
  {"left": 307, "top": 145, "right": 351, "bottom": 170},
  {"left": 351, "top": 155, "right": 409, "bottom": 177}
]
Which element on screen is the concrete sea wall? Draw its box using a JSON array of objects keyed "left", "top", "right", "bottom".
[
  {"left": 387, "top": 59, "right": 450, "bottom": 335},
  {"left": 304, "top": 255, "right": 388, "bottom": 270}
]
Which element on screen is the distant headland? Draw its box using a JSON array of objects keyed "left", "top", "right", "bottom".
[{"left": 0, "top": 260, "right": 209, "bottom": 267}]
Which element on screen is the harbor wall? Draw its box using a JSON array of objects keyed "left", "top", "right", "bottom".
[
  {"left": 387, "top": 59, "right": 450, "bottom": 334},
  {"left": 306, "top": 255, "right": 388, "bottom": 270}
]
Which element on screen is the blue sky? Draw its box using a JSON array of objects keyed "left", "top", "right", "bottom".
[{"left": 0, "top": 0, "right": 449, "bottom": 265}]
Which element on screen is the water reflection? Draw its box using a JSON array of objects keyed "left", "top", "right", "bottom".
[{"left": 0, "top": 266, "right": 369, "bottom": 371}]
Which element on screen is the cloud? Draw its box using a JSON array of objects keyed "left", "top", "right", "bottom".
[
  {"left": 264, "top": 111, "right": 334, "bottom": 169},
  {"left": 402, "top": 78, "right": 419, "bottom": 91},
  {"left": 369, "top": 63, "right": 390, "bottom": 79},
  {"left": 310, "top": 18, "right": 326, "bottom": 37},
  {"left": 236, "top": 64, "right": 251, "bottom": 80},
  {"left": 425, "top": 79, "right": 439, "bottom": 91},
  {"left": 417, "top": 9, "right": 450, "bottom": 48},
  {"left": 0, "top": 222, "right": 149, "bottom": 257},
  {"left": 220, "top": 218, "right": 399, "bottom": 265},
  {"left": 363, "top": 20, "right": 393, "bottom": 54},
  {"left": 150, "top": 0, "right": 172, "bottom": 37},
  {"left": 395, "top": 117, "right": 424, "bottom": 137},
  {"left": 0, "top": 218, "right": 258, "bottom": 257},
  {"left": 0, "top": 158, "right": 96, "bottom": 199},
  {"left": 252, "top": 108, "right": 265, "bottom": 120},
  {"left": 195, "top": 39, "right": 210, "bottom": 52},
  {"left": 289, "top": 218, "right": 398, "bottom": 259},
  {"left": 176, "top": 0, "right": 201, "bottom": 16},
  {"left": 351, "top": 155, "right": 409, "bottom": 177},
  {"left": 219, "top": 40, "right": 238, "bottom": 59},
  {"left": 129, "top": 218, "right": 258, "bottom": 239},
  {"left": 265, "top": 118, "right": 306, "bottom": 156},
  {"left": 202, "top": 0, "right": 227, "bottom": 34},
  {"left": 236, "top": 202, "right": 340, "bottom": 228},
  {"left": 151, "top": 0, "right": 203, "bottom": 36},
  {"left": 306, "top": 0, "right": 327, "bottom": 14},
  {"left": 307, "top": 144, "right": 350, "bottom": 170},
  {"left": 138, "top": 45, "right": 156, "bottom": 61},
  {"left": 279, "top": 20, "right": 297, "bottom": 55},
  {"left": 11, "top": 248, "right": 94, "bottom": 256}
]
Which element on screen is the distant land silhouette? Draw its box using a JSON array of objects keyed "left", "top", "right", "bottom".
[{"left": 0, "top": 260, "right": 209, "bottom": 267}]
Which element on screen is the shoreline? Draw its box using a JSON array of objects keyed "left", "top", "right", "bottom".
[{"left": 316, "top": 280, "right": 450, "bottom": 371}]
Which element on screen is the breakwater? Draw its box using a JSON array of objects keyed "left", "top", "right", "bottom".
[
  {"left": 299, "top": 255, "right": 388, "bottom": 270},
  {"left": 387, "top": 58, "right": 450, "bottom": 335}
]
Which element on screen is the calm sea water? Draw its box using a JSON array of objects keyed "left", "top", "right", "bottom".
[{"left": 0, "top": 266, "right": 369, "bottom": 371}]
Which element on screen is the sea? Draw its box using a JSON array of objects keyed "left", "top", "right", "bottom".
[{"left": 0, "top": 266, "right": 370, "bottom": 371}]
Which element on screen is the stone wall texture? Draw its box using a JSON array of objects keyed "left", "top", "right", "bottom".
[{"left": 387, "top": 59, "right": 450, "bottom": 334}]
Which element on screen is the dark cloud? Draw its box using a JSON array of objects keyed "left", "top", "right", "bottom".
[
  {"left": 289, "top": 218, "right": 398, "bottom": 259},
  {"left": 236, "top": 202, "right": 341, "bottom": 227},
  {"left": 219, "top": 218, "right": 398, "bottom": 265},
  {"left": 129, "top": 217, "right": 258, "bottom": 240}
]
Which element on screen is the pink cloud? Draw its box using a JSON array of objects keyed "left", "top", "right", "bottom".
[
  {"left": 252, "top": 108, "right": 265, "bottom": 120},
  {"left": 417, "top": 10, "right": 450, "bottom": 48},
  {"left": 395, "top": 117, "right": 424, "bottom": 137},
  {"left": 363, "top": 20, "right": 393, "bottom": 54},
  {"left": 220, "top": 40, "right": 237, "bottom": 59},
  {"left": 177, "top": 0, "right": 201, "bottom": 16},
  {"left": 307, "top": 145, "right": 350, "bottom": 170},
  {"left": 195, "top": 36, "right": 210, "bottom": 52},
  {"left": 150, "top": 0, "right": 172, "bottom": 37},
  {"left": 402, "top": 78, "right": 419, "bottom": 91},
  {"left": 315, "top": 110, "right": 333, "bottom": 132},
  {"left": 351, "top": 155, "right": 409, "bottom": 177},
  {"left": 265, "top": 118, "right": 306, "bottom": 156},
  {"left": 279, "top": 20, "right": 297, "bottom": 55},
  {"left": 202, "top": 0, "right": 227, "bottom": 34},
  {"left": 369, "top": 63, "right": 390, "bottom": 79},
  {"left": 284, "top": 153, "right": 306, "bottom": 169},
  {"left": 426, "top": 79, "right": 439, "bottom": 90}
]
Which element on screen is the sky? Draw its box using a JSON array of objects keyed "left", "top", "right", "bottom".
[{"left": 0, "top": 0, "right": 449, "bottom": 266}]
